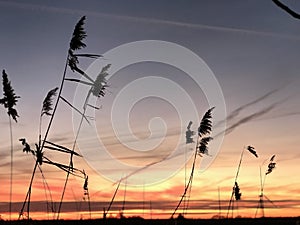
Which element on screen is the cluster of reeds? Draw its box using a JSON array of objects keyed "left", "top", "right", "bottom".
[
  {"left": 226, "top": 145, "right": 259, "bottom": 218},
  {"left": 172, "top": 107, "right": 215, "bottom": 218},
  {"left": 16, "top": 16, "right": 110, "bottom": 220},
  {"left": 18, "top": 87, "right": 86, "bottom": 220},
  {"left": 225, "top": 144, "right": 278, "bottom": 218},
  {"left": 1, "top": 14, "right": 284, "bottom": 221}
]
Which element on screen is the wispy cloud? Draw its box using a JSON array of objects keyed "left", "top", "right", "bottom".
[
  {"left": 1, "top": 1, "right": 300, "bottom": 40},
  {"left": 217, "top": 103, "right": 276, "bottom": 137},
  {"left": 216, "top": 88, "right": 280, "bottom": 128}
]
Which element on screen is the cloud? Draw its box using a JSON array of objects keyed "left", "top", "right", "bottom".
[
  {"left": 216, "top": 88, "right": 280, "bottom": 128},
  {"left": 1, "top": 1, "right": 300, "bottom": 41},
  {"left": 219, "top": 104, "right": 276, "bottom": 137}
]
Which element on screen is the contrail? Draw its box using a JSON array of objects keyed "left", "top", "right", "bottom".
[
  {"left": 254, "top": 111, "right": 300, "bottom": 121},
  {"left": 112, "top": 145, "right": 192, "bottom": 185},
  {"left": 112, "top": 100, "right": 283, "bottom": 182},
  {"left": 216, "top": 88, "right": 280, "bottom": 127},
  {"left": 1, "top": 1, "right": 300, "bottom": 41},
  {"left": 215, "top": 104, "right": 276, "bottom": 138}
]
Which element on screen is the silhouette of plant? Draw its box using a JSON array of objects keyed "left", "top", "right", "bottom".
[
  {"left": 39, "top": 87, "right": 58, "bottom": 145},
  {"left": 17, "top": 15, "right": 109, "bottom": 220},
  {"left": 0, "top": 69, "right": 20, "bottom": 220},
  {"left": 0, "top": 70, "right": 19, "bottom": 122},
  {"left": 18, "top": 138, "right": 85, "bottom": 219},
  {"left": 255, "top": 155, "right": 277, "bottom": 217},
  {"left": 55, "top": 16, "right": 110, "bottom": 219},
  {"left": 61, "top": 64, "right": 110, "bottom": 219},
  {"left": 82, "top": 170, "right": 91, "bottom": 219},
  {"left": 247, "top": 145, "right": 258, "bottom": 158},
  {"left": 234, "top": 182, "right": 241, "bottom": 201},
  {"left": 172, "top": 107, "right": 214, "bottom": 218},
  {"left": 185, "top": 121, "right": 195, "bottom": 144},
  {"left": 104, "top": 179, "right": 122, "bottom": 219},
  {"left": 18, "top": 88, "right": 85, "bottom": 220},
  {"left": 266, "top": 155, "right": 276, "bottom": 175},
  {"left": 227, "top": 145, "right": 259, "bottom": 218}
]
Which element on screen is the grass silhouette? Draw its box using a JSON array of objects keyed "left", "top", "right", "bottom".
[
  {"left": 172, "top": 107, "right": 214, "bottom": 218},
  {"left": 0, "top": 70, "right": 20, "bottom": 221}
]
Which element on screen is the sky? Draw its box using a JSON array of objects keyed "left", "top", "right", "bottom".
[{"left": 0, "top": 0, "right": 300, "bottom": 220}]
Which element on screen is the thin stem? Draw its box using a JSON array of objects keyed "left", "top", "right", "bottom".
[
  {"left": 57, "top": 91, "right": 90, "bottom": 219},
  {"left": 142, "top": 183, "right": 145, "bottom": 218},
  {"left": 227, "top": 147, "right": 245, "bottom": 218},
  {"left": 235, "top": 147, "right": 245, "bottom": 183},
  {"left": 56, "top": 167, "right": 70, "bottom": 219},
  {"left": 184, "top": 176, "right": 192, "bottom": 216},
  {"left": 38, "top": 164, "right": 55, "bottom": 219},
  {"left": 18, "top": 161, "right": 38, "bottom": 220},
  {"left": 121, "top": 179, "right": 127, "bottom": 216},
  {"left": 255, "top": 161, "right": 268, "bottom": 218},
  {"left": 86, "top": 189, "right": 91, "bottom": 219},
  {"left": 40, "top": 56, "right": 69, "bottom": 153},
  {"left": 172, "top": 138, "right": 199, "bottom": 218},
  {"left": 260, "top": 166, "right": 263, "bottom": 194},
  {"left": 9, "top": 116, "right": 13, "bottom": 221},
  {"left": 218, "top": 187, "right": 221, "bottom": 219},
  {"left": 39, "top": 51, "right": 68, "bottom": 219},
  {"left": 182, "top": 145, "right": 187, "bottom": 214},
  {"left": 105, "top": 179, "right": 121, "bottom": 218},
  {"left": 39, "top": 114, "right": 42, "bottom": 149}
]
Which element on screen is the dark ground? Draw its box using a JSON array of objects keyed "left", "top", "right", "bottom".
[{"left": 1, "top": 217, "right": 300, "bottom": 225}]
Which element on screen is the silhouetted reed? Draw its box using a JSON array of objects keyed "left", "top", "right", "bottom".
[
  {"left": 104, "top": 179, "right": 122, "bottom": 219},
  {"left": 255, "top": 154, "right": 277, "bottom": 217},
  {"left": 0, "top": 70, "right": 20, "bottom": 220},
  {"left": 226, "top": 145, "right": 259, "bottom": 218},
  {"left": 172, "top": 107, "right": 214, "bottom": 218},
  {"left": 18, "top": 88, "right": 85, "bottom": 220},
  {"left": 56, "top": 16, "right": 110, "bottom": 219}
]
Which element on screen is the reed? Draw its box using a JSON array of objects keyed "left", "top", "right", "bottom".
[
  {"left": 172, "top": 107, "right": 214, "bottom": 218},
  {"left": 56, "top": 16, "right": 109, "bottom": 219},
  {"left": 0, "top": 70, "right": 20, "bottom": 220},
  {"left": 18, "top": 88, "right": 85, "bottom": 220},
  {"left": 227, "top": 145, "right": 259, "bottom": 218}
]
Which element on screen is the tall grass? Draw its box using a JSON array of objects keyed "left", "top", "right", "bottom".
[
  {"left": 0, "top": 70, "right": 20, "bottom": 220},
  {"left": 18, "top": 16, "right": 107, "bottom": 219},
  {"left": 226, "top": 145, "right": 258, "bottom": 218},
  {"left": 172, "top": 107, "right": 214, "bottom": 218},
  {"left": 255, "top": 155, "right": 277, "bottom": 218},
  {"left": 55, "top": 16, "right": 110, "bottom": 219},
  {"left": 18, "top": 87, "right": 86, "bottom": 220}
]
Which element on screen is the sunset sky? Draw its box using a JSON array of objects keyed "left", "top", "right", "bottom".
[{"left": 0, "top": 0, "right": 300, "bottom": 220}]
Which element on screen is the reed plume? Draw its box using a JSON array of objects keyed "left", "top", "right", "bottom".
[
  {"left": 0, "top": 69, "right": 20, "bottom": 220},
  {"left": 19, "top": 87, "right": 83, "bottom": 220},
  {"left": 41, "top": 87, "right": 59, "bottom": 116},
  {"left": 172, "top": 107, "right": 214, "bottom": 218},
  {"left": 227, "top": 145, "right": 259, "bottom": 218},
  {"left": 1, "top": 70, "right": 20, "bottom": 122},
  {"left": 56, "top": 16, "right": 105, "bottom": 219},
  {"left": 266, "top": 155, "right": 276, "bottom": 175},
  {"left": 185, "top": 121, "right": 195, "bottom": 144},
  {"left": 255, "top": 155, "right": 277, "bottom": 217}
]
